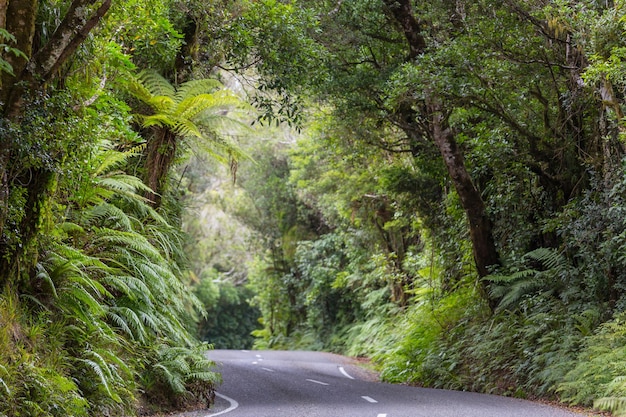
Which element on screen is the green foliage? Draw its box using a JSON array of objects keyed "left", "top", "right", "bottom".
[
  {"left": 224, "top": 0, "right": 326, "bottom": 127},
  {"left": 487, "top": 248, "right": 570, "bottom": 311},
  {"left": 558, "top": 314, "right": 626, "bottom": 407},
  {"left": 375, "top": 283, "right": 485, "bottom": 385},
  {"left": 142, "top": 343, "right": 220, "bottom": 410},
  {"left": 195, "top": 277, "right": 260, "bottom": 349},
  {"left": 12, "top": 0, "right": 626, "bottom": 414},
  {"left": 128, "top": 69, "right": 247, "bottom": 150},
  {"left": 0, "top": 28, "right": 27, "bottom": 76},
  {"left": 103, "top": 0, "right": 185, "bottom": 72}
]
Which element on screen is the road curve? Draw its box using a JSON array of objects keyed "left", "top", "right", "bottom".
[{"left": 180, "top": 350, "right": 592, "bottom": 417}]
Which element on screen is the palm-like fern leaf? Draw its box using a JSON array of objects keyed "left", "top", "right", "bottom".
[
  {"left": 486, "top": 248, "right": 569, "bottom": 311},
  {"left": 595, "top": 396, "right": 626, "bottom": 416},
  {"left": 137, "top": 70, "right": 176, "bottom": 99},
  {"left": 127, "top": 69, "right": 249, "bottom": 203},
  {"left": 174, "top": 78, "right": 222, "bottom": 102}
]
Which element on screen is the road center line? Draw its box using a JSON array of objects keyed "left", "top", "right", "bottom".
[
  {"left": 338, "top": 366, "right": 355, "bottom": 379},
  {"left": 261, "top": 367, "right": 275, "bottom": 372},
  {"left": 306, "top": 378, "right": 330, "bottom": 386},
  {"left": 206, "top": 392, "right": 239, "bottom": 416},
  {"left": 377, "top": 414, "right": 387, "bottom": 417},
  {"left": 361, "top": 395, "right": 378, "bottom": 403}
]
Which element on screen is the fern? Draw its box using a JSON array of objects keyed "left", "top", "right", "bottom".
[
  {"left": 107, "top": 306, "right": 147, "bottom": 342},
  {"left": 127, "top": 69, "right": 249, "bottom": 202},
  {"left": 75, "top": 358, "right": 119, "bottom": 402},
  {"left": 174, "top": 78, "right": 223, "bottom": 102},
  {"left": 595, "top": 397, "right": 626, "bottom": 416},
  {"left": 486, "top": 248, "right": 569, "bottom": 311}
]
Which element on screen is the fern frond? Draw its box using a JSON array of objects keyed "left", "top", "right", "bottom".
[
  {"left": 0, "top": 376, "right": 9, "bottom": 395},
  {"left": 107, "top": 306, "right": 147, "bottom": 342},
  {"left": 141, "top": 113, "right": 176, "bottom": 129},
  {"left": 104, "top": 274, "right": 154, "bottom": 305},
  {"left": 174, "top": 79, "right": 223, "bottom": 102},
  {"left": 187, "top": 371, "right": 220, "bottom": 383},
  {"left": 137, "top": 70, "right": 176, "bottom": 98},
  {"left": 171, "top": 117, "right": 204, "bottom": 139},
  {"left": 56, "top": 221, "right": 85, "bottom": 236},
  {"left": 176, "top": 93, "right": 223, "bottom": 120},
  {"left": 94, "top": 147, "right": 144, "bottom": 177},
  {"left": 525, "top": 247, "right": 567, "bottom": 271},
  {"left": 594, "top": 397, "right": 626, "bottom": 416},
  {"left": 84, "top": 202, "right": 133, "bottom": 231},
  {"left": 126, "top": 77, "right": 155, "bottom": 105},
  {"left": 152, "top": 363, "right": 186, "bottom": 394},
  {"left": 138, "top": 310, "right": 160, "bottom": 334},
  {"left": 61, "top": 285, "right": 106, "bottom": 317},
  {"left": 485, "top": 268, "right": 538, "bottom": 284},
  {"left": 97, "top": 173, "right": 152, "bottom": 195},
  {"left": 93, "top": 228, "right": 163, "bottom": 262},
  {"left": 147, "top": 95, "right": 176, "bottom": 113},
  {"left": 75, "top": 358, "right": 120, "bottom": 402},
  {"left": 34, "top": 262, "right": 58, "bottom": 298},
  {"left": 107, "top": 308, "right": 135, "bottom": 338}
]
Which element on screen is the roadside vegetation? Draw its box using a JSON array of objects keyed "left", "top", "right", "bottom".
[{"left": 4, "top": 1, "right": 626, "bottom": 416}]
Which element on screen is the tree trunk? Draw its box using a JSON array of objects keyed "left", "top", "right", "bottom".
[
  {"left": 381, "top": 0, "right": 426, "bottom": 58},
  {"left": 0, "top": 0, "right": 111, "bottom": 287},
  {"left": 3, "top": 0, "right": 111, "bottom": 118},
  {"left": 0, "top": 0, "right": 7, "bottom": 30},
  {"left": 430, "top": 103, "right": 500, "bottom": 278},
  {"left": 430, "top": 101, "right": 500, "bottom": 307},
  {"left": 381, "top": 0, "right": 500, "bottom": 308},
  {"left": 144, "top": 129, "right": 178, "bottom": 207}
]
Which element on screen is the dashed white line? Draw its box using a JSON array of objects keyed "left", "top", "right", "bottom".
[
  {"left": 255, "top": 354, "right": 262, "bottom": 358},
  {"left": 361, "top": 396, "right": 378, "bottom": 403},
  {"left": 306, "top": 379, "right": 330, "bottom": 386},
  {"left": 261, "top": 367, "right": 275, "bottom": 372},
  {"left": 207, "top": 392, "right": 239, "bottom": 416},
  {"left": 338, "top": 366, "right": 355, "bottom": 379},
  {"left": 252, "top": 361, "right": 258, "bottom": 365},
  {"left": 377, "top": 414, "right": 387, "bottom": 417}
]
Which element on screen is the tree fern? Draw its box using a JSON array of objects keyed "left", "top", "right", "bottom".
[{"left": 126, "top": 69, "right": 248, "bottom": 206}]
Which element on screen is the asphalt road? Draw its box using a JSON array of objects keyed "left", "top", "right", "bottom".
[{"left": 180, "top": 350, "right": 593, "bottom": 417}]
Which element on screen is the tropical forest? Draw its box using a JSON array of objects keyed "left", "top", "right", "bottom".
[{"left": 4, "top": 0, "right": 626, "bottom": 416}]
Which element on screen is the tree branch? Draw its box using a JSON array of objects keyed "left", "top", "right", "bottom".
[
  {"left": 381, "top": 0, "right": 426, "bottom": 58},
  {"left": 29, "top": 0, "right": 112, "bottom": 84},
  {"left": 3, "top": 0, "right": 111, "bottom": 118}
]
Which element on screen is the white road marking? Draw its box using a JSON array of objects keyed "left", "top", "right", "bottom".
[
  {"left": 261, "top": 367, "right": 275, "bottom": 372},
  {"left": 256, "top": 354, "right": 262, "bottom": 358},
  {"left": 241, "top": 350, "right": 250, "bottom": 353},
  {"left": 252, "top": 361, "right": 258, "bottom": 365},
  {"left": 361, "top": 396, "right": 378, "bottom": 403},
  {"left": 206, "top": 392, "right": 239, "bottom": 416},
  {"left": 338, "top": 366, "right": 355, "bottom": 380},
  {"left": 377, "top": 414, "right": 387, "bottom": 417},
  {"left": 306, "top": 379, "right": 330, "bottom": 386}
]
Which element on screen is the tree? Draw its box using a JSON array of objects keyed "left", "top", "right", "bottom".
[
  {"left": 0, "top": 0, "right": 112, "bottom": 286},
  {"left": 126, "top": 70, "right": 245, "bottom": 207}
]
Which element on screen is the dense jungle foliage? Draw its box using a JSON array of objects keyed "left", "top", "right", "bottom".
[{"left": 5, "top": 0, "right": 626, "bottom": 416}]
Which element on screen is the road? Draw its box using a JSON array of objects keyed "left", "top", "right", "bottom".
[{"left": 179, "top": 350, "right": 593, "bottom": 417}]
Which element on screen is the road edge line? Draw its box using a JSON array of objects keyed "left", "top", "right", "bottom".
[
  {"left": 338, "top": 366, "right": 355, "bottom": 380},
  {"left": 206, "top": 392, "right": 239, "bottom": 416}
]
